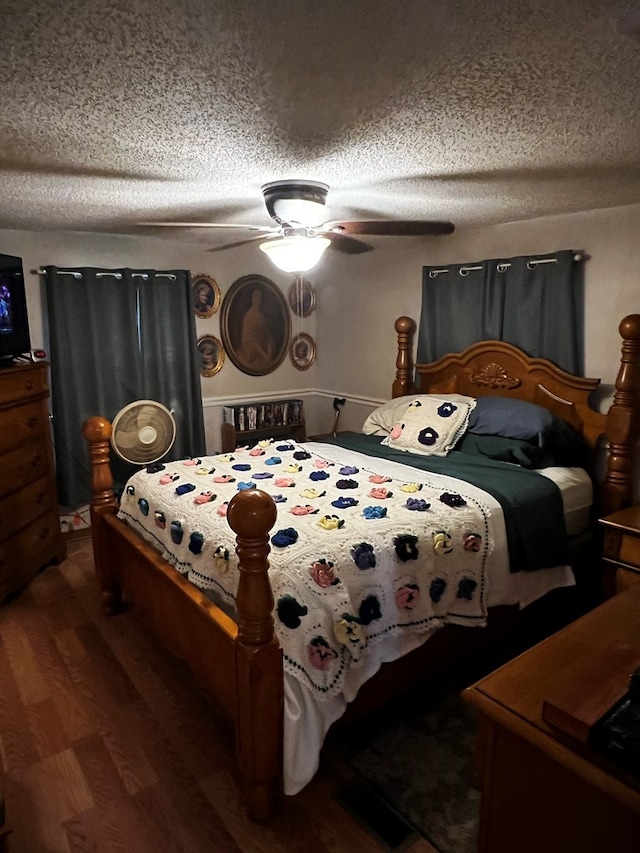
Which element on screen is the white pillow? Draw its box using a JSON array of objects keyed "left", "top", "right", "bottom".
[
  {"left": 363, "top": 394, "right": 474, "bottom": 436},
  {"left": 381, "top": 396, "right": 476, "bottom": 456}
]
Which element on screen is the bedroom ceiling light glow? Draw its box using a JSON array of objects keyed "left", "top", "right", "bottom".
[
  {"left": 271, "top": 198, "right": 328, "bottom": 227},
  {"left": 259, "top": 235, "right": 331, "bottom": 273}
]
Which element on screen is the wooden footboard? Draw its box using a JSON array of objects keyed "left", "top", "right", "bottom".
[{"left": 82, "top": 417, "right": 283, "bottom": 821}]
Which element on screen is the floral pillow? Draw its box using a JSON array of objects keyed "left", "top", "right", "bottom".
[
  {"left": 382, "top": 396, "right": 476, "bottom": 457},
  {"left": 363, "top": 393, "right": 474, "bottom": 436}
]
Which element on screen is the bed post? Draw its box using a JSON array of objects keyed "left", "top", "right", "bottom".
[
  {"left": 393, "top": 315, "right": 417, "bottom": 398},
  {"left": 601, "top": 314, "right": 640, "bottom": 515},
  {"left": 82, "top": 416, "right": 122, "bottom": 614},
  {"left": 227, "top": 489, "right": 282, "bottom": 822}
]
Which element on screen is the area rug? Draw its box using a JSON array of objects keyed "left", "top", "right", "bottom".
[{"left": 337, "top": 686, "right": 481, "bottom": 853}]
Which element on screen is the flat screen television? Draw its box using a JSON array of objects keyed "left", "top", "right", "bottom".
[{"left": 0, "top": 253, "right": 31, "bottom": 362}]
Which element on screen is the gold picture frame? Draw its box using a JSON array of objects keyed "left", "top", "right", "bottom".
[
  {"left": 290, "top": 332, "right": 316, "bottom": 371},
  {"left": 287, "top": 278, "right": 316, "bottom": 317},
  {"left": 191, "top": 274, "right": 221, "bottom": 318},
  {"left": 220, "top": 274, "right": 290, "bottom": 376},
  {"left": 197, "top": 334, "right": 225, "bottom": 377}
]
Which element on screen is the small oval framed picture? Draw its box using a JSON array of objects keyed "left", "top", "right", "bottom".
[
  {"left": 197, "top": 334, "right": 225, "bottom": 377},
  {"left": 191, "top": 274, "right": 221, "bottom": 318},
  {"left": 290, "top": 333, "right": 316, "bottom": 371},
  {"left": 288, "top": 278, "right": 316, "bottom": 317}
]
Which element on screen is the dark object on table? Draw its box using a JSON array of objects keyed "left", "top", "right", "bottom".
[{"left": 595, "top": 666, "right": 640, "bottom": 777}]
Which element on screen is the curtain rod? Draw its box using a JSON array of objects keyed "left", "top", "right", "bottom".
[
  {"left": 428, "top": 251, "right": 587, "bottom": 279},
  {"left": 32, "top": 269, "right": 176, "bottom": 280}
]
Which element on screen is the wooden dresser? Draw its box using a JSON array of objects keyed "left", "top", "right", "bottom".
[
  {"left": 0, "top": 361, "right": 66, "bottom": 603},
  {"left": 463, "top": 584, "right": 640, "bottom": 853}
]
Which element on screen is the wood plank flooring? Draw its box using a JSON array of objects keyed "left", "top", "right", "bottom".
[{"left": 0, "top": 539, "right": 438, "bottom": 852}]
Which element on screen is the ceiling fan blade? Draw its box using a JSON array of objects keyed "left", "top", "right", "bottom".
[
  {"left": 205, "top": 235, "right": 269, "bottom": 253},
  {"left": 136, "top": 221, "right": 276, "bottom": 231},
  {"left": 324, "top": 233, "right": 374, "bottom": 254},
  {"left": 323, "top": 220, "right": 455, "bottom": 236}
]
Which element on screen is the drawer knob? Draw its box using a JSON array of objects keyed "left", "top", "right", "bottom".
[
  {"left": 36, "top": 491, "right": 46, "bottom": 504},
  {"left": 39, "top": 527, "right": 50, "bottom": 540},
  {"left": 26, "top": 380, "right": 34, "bottom": 390},
  {"left": 27, "top": 416, "right": 39, "bottom": 428},
  {"left": 32, "top": 453, "right": 43, "bottom": 467}
]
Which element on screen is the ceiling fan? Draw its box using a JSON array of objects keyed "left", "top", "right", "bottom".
[{"left": 138, "top": 180, "right": 455, "bottom": 270}]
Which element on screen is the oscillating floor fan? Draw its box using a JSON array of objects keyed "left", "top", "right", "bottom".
[{"left": 110, "top": 400, "right": 177, "bottom": 465}]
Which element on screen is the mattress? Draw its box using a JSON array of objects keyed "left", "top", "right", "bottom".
[{"left": 538, "top": 465, "right": 593, "bottom": 537}]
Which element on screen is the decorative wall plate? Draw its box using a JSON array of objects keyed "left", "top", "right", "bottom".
[
  {"left": 191, "top": 274, "right": 221, "bottom": 318},
  {"left": 290, "top": 332, "right": 316, "bottom": 371},
  {"left": 287, "top": 278, "right": 316, "bottom": 317},
  {"left": 197, "top": 334, "right": 225, "bottom": 377}
]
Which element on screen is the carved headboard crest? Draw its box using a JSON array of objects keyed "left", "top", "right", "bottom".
[{"left": 466, "top": 363, "right": 521, "bottom": 389}]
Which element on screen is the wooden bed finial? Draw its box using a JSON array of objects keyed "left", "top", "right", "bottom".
[
  {"left": 601, "top": 314, "right": 640, "bottom": 515},
  {"left": 82, "top": 416, "right": 120, "bottom": 613},
  {"left": 393, "top": 315, "right": 416, "bottom": 398},
  {"left": 227, "top": 489, "right": 278, "bottom": 647},
  {"left": 82, "top": 416, "right": 116, "bottom": 509},
  {"left": 227, "top": 488, "right": 283, "bottom": 822}
]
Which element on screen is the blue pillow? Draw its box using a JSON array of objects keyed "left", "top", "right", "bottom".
[
  {"left": 467, "top": 396, "right": 587, "bottom": 465},
  {"left": 468, "top": 397, "right": 556, "bottom": 445}
]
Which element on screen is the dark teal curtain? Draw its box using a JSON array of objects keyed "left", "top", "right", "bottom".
[
  {"left": 417, "top": 250, "right": 584, "bottom": 374},
  {"left": 45, "top": 267, "right": 205, "bottom": 506}
]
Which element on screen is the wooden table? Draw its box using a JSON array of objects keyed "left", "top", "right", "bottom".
[{"left": 463, "top": 584, "right": 640, "bottom": 853}]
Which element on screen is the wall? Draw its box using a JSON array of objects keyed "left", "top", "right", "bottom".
[
  {"left": 2, "top": 199, "right": 639, "bottom": 445},
  {"left": 0, "top": 228, "right": 318, "bottom": 449},
  {"left": 312, "top": 201, "right": 640, "bottom": 432}
]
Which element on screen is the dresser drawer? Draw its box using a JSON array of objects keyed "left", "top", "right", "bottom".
[
  {"left": 0, "top": 399, "right": 48, "bottom": 456},
  {"left": 0, "top": 438, "right": 51, "bottom": 500},
  {"left": 0, "top": 512, "right": 59, "bottom": 582},
  {"left": 0, "top": 365, "right": 48, "bottom": 407},
  {"left": 0, "top": 475, "right": 55, "bottom": 543}
]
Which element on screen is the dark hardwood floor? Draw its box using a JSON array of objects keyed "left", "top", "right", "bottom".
[{"left": 0, "top": 538, "right": 436, "bottom": 852}]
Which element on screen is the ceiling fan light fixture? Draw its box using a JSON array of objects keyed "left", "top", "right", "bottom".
[
  {"left": 271, "top": 197, "right": 328, "bottom": 226},
  {"left": 261, "top": 179, "right": 329, "bottom": 226},
  {"left": 259, "top": 235, "right": 330, "bottom": 273}
]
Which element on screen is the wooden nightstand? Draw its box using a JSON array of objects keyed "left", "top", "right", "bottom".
[{"left": 599, "top": 505, "right": 640, "bottom": 597}]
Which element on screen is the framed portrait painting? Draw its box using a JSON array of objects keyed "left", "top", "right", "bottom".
[
  {"left": 197, "top": 334, "right": 225, "bottom": 377},
  {"left": 287, "top": 278, "right": 316, "bottom": 317},
  {"left": 220, "top": 275, "right": 290, "bottom": 376},
  {"left": 191, "top": 274, "right": 221, "bottom": 318},
  {"left": 290, "top": 333, "right": 316, "bottom": 371}
]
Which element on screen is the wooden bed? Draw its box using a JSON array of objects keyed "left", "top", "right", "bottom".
[{"left": 83, "top": 313, "right": 640, "bottom": 822}]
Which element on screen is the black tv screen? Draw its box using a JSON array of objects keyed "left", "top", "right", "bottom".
[{"left": 0, "top": 253, "right": 31, "bottom": 361}]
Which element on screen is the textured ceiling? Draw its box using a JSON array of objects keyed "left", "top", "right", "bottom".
[{"left": 1, "top": 0, "right": 640, "bottom": 248}]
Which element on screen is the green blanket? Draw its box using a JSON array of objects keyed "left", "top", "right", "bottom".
[{"left": 315, "top": 432, "right": 570, "bottom": 573}]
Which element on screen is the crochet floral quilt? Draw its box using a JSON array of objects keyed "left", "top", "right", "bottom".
[{"left": 117, "top": 440, "right": 494, "bottom": 700}]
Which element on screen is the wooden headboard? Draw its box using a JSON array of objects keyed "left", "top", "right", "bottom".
[{"left": 392, "top": 314, "right": 640, "bottom": 515}]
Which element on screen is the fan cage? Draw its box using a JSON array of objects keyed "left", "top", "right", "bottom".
[{"left": 111, "top": 400, "right": 176, "bottom": 465}]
